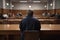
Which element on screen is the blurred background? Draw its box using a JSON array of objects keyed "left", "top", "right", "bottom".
[{"left": 0, "top": 0, "right": 60, "bottom": 30}]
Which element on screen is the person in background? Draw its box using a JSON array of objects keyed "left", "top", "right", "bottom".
[
  {"left": 19, "top": 10, "right": 41, "bottom": 40},
  {"left": 0, "top": 13, "right": 3, "bottom": 19}
]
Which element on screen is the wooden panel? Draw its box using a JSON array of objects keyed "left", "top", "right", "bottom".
[
  {"left": 33, "top": 10, "right": 45, "bottom": 18},
  {"left": 25, "top": 32, "right": 39, "bottom": 40},
  {"left": 0, "top": 9, "right": 3, "bottom": 13},
  {"left": 2, "top": 9, "right": 10, "bottom": 13},
  {"left": 1, "top": 9, "right": 60, "bottom": 19},
  {"left": 48, "top": 9, "right": 60, "bottom": 14},
  {"left": 56, "top": 9, "right": 60, "bottom": 13},
  {"left": 47, "top": 9, "right": 54, "bottom": 13},
  {"left": 0, "top": 30, "right": 60, "bottom": 40},
  {"left": 9, "top": 10, "right": 46, "bottom": 18}
]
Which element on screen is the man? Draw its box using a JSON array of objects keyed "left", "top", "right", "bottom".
[{"left": 19, "top": 10, "right": 41, "bottom": 40}]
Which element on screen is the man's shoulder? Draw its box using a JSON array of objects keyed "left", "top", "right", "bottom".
[
  {"left": 21, "top": 18, "right": 28, "bottom": 22},
  {"left": 32, "top": 18, "right": 38, "bottom": 20}
]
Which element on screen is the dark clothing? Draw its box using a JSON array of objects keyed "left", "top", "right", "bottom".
[
  {"left": 0, "top": 14, "right": 4, "bottom": 19},
  {"left": 19, "top": 10, "right": 41, "bottom": 40},
  {"left": 19, "top": 17, "right": 41, "bottom": 40},
  {"left": 20, "top": 17, "right": 41, "bottom": 31}
]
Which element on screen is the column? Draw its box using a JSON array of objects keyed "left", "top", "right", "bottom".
[
  {"left": 53, "top": 0, "right": 56, "bottom": 14},
  {"left": 3, "top": 0, "right": 6, "bottom": 9}
]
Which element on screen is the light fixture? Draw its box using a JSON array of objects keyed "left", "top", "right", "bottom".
[
  {"left": 33, "top": 1, "right": 41, "bottom": 3},
  {"left": 12, "top": 5, "right": 14, "bottom": 7},
  {"left": 6, "top": 3, "right": 9, "bottom": 6},
  {"left": 50, "top": 3, "right": 53, "bottom": 6},
  {"left": 19, "top": 1, "right": 27, "bottom": 2},
  {"left": 44, "top": 5, "right": 47, "bottom": 8},
  {"left": 29, "top": 5, "right": 31, "bottom": 8}
]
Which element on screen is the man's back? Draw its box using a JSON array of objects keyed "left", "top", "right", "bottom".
[
  {"left": 19, "top": 10, "right": 41, "bottom": 40},
  {"left": 20, "top": 17, "right": 41, "bottom": 31}
]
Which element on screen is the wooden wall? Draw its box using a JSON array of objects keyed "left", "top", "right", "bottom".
[
  {"left": 1, "top": 9, "right": 60, "bottom": 14},
  {"left": 0, "top": 9, "right": 60, "bottom": 19},
  {"left": 0, "top": 8, "right": 3, "bottom": 13},
  {"left": 56, "top": 9, "right": 60, "bottom": 13},
  {"left": 0, "top": 9, "right": 46, "bottom": 18},
  {"left": 47, "top": 9, "right": 60, "bottom": 14}
]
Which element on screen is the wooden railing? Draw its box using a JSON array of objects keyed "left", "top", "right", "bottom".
[
  {"left": 0, "top": 30, "right": 60, "bottom": 40},
  {"left": 0, "top": 19, "right": 60, "bottom": 24}
]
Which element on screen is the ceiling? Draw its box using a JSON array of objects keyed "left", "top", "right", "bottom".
[{"left": 11, "top": 0, "right": 52, "bottom": 3}]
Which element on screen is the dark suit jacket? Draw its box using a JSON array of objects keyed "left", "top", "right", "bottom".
[{"left": 19, "top": 16, "right": 41, "bottom": 31}]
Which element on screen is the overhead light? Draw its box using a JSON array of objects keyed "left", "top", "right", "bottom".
[
  {"left": 29, "top": 5, "right": 31, "bottom": 8},
  {"left": 33, "top": 1, "right": 41, "bottom": 3},
  {"left": 6, "top": 3, "right": 9, "bottom": 6},
  {"left": 50, "top": 3, "right": 53, "bottom": 6},
  {"left": 12, "top": 5, "right": 14, "bottom": 7},
  {"left": 44, "top": 5, "right": 47, "bottom": 8},
  {"left": 19, "top": 1, "right": 27, "bottom": 2}
]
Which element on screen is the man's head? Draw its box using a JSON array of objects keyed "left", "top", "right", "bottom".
[{"left": 27, "top": 10, "right": 33, "bottom": 17}]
